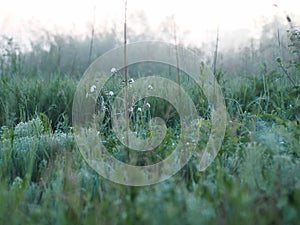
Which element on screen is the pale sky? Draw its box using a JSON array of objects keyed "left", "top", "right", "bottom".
[{"left": 1, "top": 0, "right": 299, "bottom": 48}]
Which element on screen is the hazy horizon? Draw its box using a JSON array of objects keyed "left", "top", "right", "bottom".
[{"left": 1, "top": 0, "right": 300, "bottom": 50}]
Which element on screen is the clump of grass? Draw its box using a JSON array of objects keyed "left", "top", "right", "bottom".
[
  {"left": 0, "top": 116, "right": 74, "bottom": 184},
  {"left": 0, "top": 74, "right": 76, "bottom": 130}
]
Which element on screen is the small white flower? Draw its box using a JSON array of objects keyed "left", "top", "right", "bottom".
[
  {"left": 148, "top": 85, "right": 153, "bottom": 90},
  {"left": 111, "top": 68, "right": 117, "bottom": 74},
  {"left": 90, "top": 85, "right": 97, "bottom": 93},
  {"left": 145, "top": 103, "right": 151, "bottom": 108},
  {"left": 137, "top": 107, "right": 142, "bottom": 112},
  {"left": 12, "top": 176, "right": 23, "bottom": 189},
  {"left": 129, "top": 107, "right": 134, "bottom": 112},
  {"left": 108, "top": 91, "right": 114, "bottom": 96},
  {"left": 128, "top": 78, "right": 134, "bottom": 84}
]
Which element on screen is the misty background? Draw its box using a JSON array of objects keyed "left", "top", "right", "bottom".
[{"left": 0, "top": 0, "right": 299, "bottom": 86}]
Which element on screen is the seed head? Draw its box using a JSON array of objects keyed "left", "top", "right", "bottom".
[
  {"left": 111, "top": 68, "right": 117, "bottom": 74},
  {"left": 148, "top": 84, "right": 153, "bottom": 90},
  {"left": 90, "top": 85, "right": 97, "bottom": 93},
  {"left": 108, "top": 91, "right": 114, "bottom": 96}
]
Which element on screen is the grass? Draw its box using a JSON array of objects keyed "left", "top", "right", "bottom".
[
  {"left": 0, "top": 74, "right": 76, "bottom": 130},
  {"left": 0, "top": 22, "right": 300, "bottom": 224}
]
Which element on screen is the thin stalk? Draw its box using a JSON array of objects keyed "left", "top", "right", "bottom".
[
  {"left": 213, "top": 26, "right": 219, "bottom": 96},
  {"left": 213, "top": 27, "right": 219, "bottom": 78},
  {"left": 88, "top": 4, "right": 96, "bottom": 64},
  {"left": 173, "top": 19, "right": 185, "bottom": 166},
  {"left": 124, "top": 0, "right": 130, "bottom": 162}
]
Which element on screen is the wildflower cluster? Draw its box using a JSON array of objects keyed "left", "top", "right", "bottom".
[
  {"left": 135, "top": 102, "right": 151, "bottom": 113},
  {"left": 12, "top": 176, "right": 23, "bottom": 189},
  {"left": 14, "top": 117, "right": 44, "bottom": 138},
  {"left": 0, "top": 117, "right": 74, "bottom": 182}
]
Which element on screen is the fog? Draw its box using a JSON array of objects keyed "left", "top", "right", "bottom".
[
  {"left": 1, "top": 0, "right": 299, "bottom": 84},
  {"left": 1, "top": 0, "right": 300, "bottom": 50}
]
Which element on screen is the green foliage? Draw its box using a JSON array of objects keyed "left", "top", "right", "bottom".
[
  {"left": 0, "top": 20, "right": 300, "bottom": 225},
  {"left": 0, "top": 75, "right": 75, "bottom": 130},
  {"left": 0, "top": 117, "right": 74, "bottom": 184}
]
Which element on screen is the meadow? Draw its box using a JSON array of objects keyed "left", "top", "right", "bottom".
[{"left": 0, "top": 17, "right": 299, "bottom": 225}]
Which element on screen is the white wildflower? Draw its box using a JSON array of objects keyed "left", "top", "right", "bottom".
[
  {"left": 111, "top": 67, "right": 117, "bottom": 74},
  {"left": 148, "top": 85, "right": 153, "bottom": 90},
  {"left": 145, "top": 103, "right": 151, "bottom": 108},
  {"left": 128, "top": 78, "right": 134, "bottom": 84},
  {"left": 12, "top": 176, "right": 23, "bottom": 189},
  {"left": 137, "top": 107, "right": 142, "bottom": 112},
  {"left": 90, "top": 85, "right": 97, "bottom": 93},
  {"left": 108, "top": 91, "right": 114, "bottom": 96}
]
